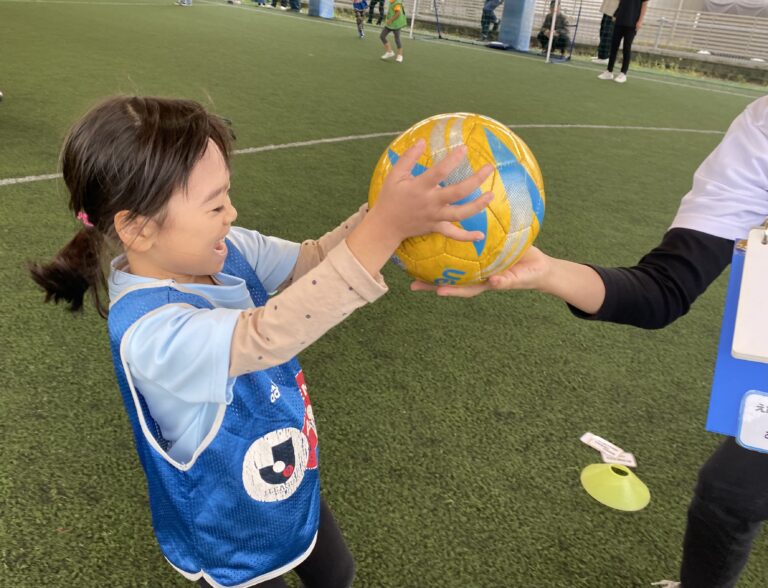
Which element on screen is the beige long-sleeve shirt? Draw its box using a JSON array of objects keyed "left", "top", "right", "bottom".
[{"left": 229, "top": 204, "right": 388, "bottom": 376}]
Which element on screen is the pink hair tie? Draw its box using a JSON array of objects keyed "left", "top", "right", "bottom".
[{"left": 76, "top": 211, "right": 94, "bottom": 228}]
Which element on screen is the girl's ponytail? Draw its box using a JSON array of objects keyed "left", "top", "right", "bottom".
[{"left": 29, "top": 222, "right": 109, "bottom": 317}]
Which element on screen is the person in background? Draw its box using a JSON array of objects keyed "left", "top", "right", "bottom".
[
  {"left": 380, "top": 0, "right": 407, "bottom": 63},
  {"left": 481, "top": 0, "right": 503, "bottom": 41},
  {"left": 592, "top": 0, "right": 619, "bottom": 64},
  {"left": 367, "top": 0, "right": 384, "bottom": 24},
  {"left": 597, "top": 0, "right": 648, "bottom": 83},
  {"left": 354, "top": 0, "right": 369, "bottom": 37},
  {"left": 537, "top": 0, "right": 570, "bottom": 56}
]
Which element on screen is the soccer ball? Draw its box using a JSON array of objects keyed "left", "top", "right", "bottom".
[{"left": 367, "top": 113, "right": 545, "bottom": 286}]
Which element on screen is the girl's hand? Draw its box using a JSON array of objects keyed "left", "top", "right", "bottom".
[
  {"left": 410, "top": 246, "right": 553, "bottom": 297},
  {"left": 369, "top": 140, "right": 494, "bottom": 244}
]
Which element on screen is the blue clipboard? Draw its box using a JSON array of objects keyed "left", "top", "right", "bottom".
[{"left": 707, "top": 245, "right": 768, "bottom": 436}]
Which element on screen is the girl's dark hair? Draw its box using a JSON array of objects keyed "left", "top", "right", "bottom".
[{"left": 29, "top": 96, "right": 234, "bottom": 318}]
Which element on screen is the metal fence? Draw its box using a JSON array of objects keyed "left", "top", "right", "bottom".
[
  {"left": 534, "top": 0, "right": 768, "bottom": 62},
  {"left": 335, "top": 0, "right": 768, "bottom": 64}
]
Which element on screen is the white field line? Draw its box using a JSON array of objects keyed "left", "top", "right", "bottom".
[
  {"left": 0, "top": 123, "right": 724, "bottom": 188},
  {"left": 0, "top": 173, "right": 63, "bottom": 187},
  {"left": 233, "top": 131, "right": 400, "bottom": 155}
]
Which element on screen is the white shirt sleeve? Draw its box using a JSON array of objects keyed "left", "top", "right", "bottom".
[
  {"left": 671, "top": 96, "right": 768, "bottom": 241},
  {"left": 226, "top": 226, "right": 301, "bottom": 293}
]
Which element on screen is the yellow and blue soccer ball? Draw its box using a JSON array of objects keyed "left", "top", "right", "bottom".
[{"left": 367, "top": 113, "right": 545, "bottom": 286}]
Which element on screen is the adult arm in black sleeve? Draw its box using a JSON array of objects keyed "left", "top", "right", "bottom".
[{"left": 570, "top": 228, "right": 734, "bottom": 329}]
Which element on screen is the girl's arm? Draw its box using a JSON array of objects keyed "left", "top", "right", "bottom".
[
  {"left": 386, "top": 4, "right": 400, "bottom": 25},
  {"left": 229, "top": 142, "right": 494, "bottom": 376},
  {"left": 229, "top": 240, "right": 390, "bottom": 376},
  {"left": 278, "top": 204, "right": 369, "bottom": 290}
]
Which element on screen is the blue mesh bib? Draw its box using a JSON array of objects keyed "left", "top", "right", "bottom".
[{"left": 107, "top": 241, "right": 320, "bottom": 587}]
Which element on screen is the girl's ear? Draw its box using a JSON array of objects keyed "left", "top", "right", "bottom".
[{"left": 114, "top": 210, "right": 159, "bottom": 253}]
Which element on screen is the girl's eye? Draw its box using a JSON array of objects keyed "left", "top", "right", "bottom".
[{"left": 212, "top": 206, "right": 224, "bottom": 213}]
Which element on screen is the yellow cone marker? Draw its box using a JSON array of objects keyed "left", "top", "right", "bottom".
[{"left": 580, "top": 464, "right": 651, "bottom": 512}]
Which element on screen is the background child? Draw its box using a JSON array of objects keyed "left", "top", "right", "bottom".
[
  {"left": 380, "top": 0, "right": 407, "bottom": 63},
  {"left": 30, "top": 95, "right": 492, "bottom": 588},
  {"left": 353, "top": 0, "right": 368, "bottom": 38},
  {"left": 411, "top": 96, "right": 768, "bottom": 588}
]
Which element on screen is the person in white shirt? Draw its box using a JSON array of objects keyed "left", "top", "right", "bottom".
[{"left": 414, "top": 96, "right": 768, "bottom": 587}]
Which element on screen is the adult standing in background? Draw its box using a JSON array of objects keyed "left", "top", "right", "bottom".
[
  {"left": 481, "top": 0, "right": 503, "bottom": 41},
  {"left": 368, "top": 0, "right": 384, "bottom": 25},
  {"left": 592, "top": 0, "right": 619, "bottom": 64},
  {"left": 597, "top": 0, "right": 648, "bottom": 83}
]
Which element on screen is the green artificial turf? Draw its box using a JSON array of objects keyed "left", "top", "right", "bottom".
[{"left": 1, "top": 1, "right": 767, "bottom": 586}]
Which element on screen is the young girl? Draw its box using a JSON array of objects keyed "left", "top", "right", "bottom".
[
  {"left": 30, "top": 96, "right": 492, "bottom": 588},
  {"left": 353, "top": 0, "right": 368, "bottom": 38},
  {"left": 412, "top": 96, "right": 768, "bottom": 588},
  {"left": 380, "top": 0, "right": 406, "bottom": 62}
]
